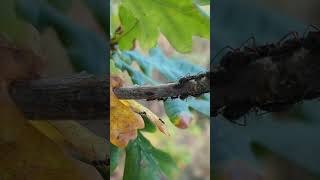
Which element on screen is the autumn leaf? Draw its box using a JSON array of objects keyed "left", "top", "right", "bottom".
[
  {"left": 110, "top": 76, "right": 144, "bottom": 148},
  {"left": 121, "top": 99, "right": 170, "bottom": 136}
]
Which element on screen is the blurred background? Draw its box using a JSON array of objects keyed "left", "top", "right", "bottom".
[
  {"left": 0, "top": 0, "right": 108, "bottom": 139},
  {"left": 212, "top": 0, "right": 320, "bottom": 179}
]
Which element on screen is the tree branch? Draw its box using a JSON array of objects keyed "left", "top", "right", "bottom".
[
  {"left": 9, "top": 72, "right": 209, "bottom": 120},
  {"left": 211, "top": 37, "right": 320, "bottom": 120},
  {"left": 9, "top": 73, "right": 108, "bottom": 120},
  {"left": 113, "top": 73, "right": 210, "bottom": 100}
]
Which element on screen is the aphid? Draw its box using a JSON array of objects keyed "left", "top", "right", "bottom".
[
  {"left": 179, "top": 93, "right": 189, "bottom": 100},
  {"left": 220, "top": 50, "right": 259, "bottom": 70},
  {"left": 213, "top": 36, "right": 256, "bottom": 64},
  {"left": 178, "top": 72, "right": 204, "bottom": 85},
  {"left": 178, "top": 72, "right": 209, "bottom": 86},
  {"left": 214, "top": 27, "right": 320, "bottom": 122},
  {"left": 218, "top": 37, "right": 262, "bottom": 70},
  {"left": 170, "top": 95, "right": 179, "bottom": 99},
  {"left": 178, "top": 75, "right": 194, "bottom": 85},
  {"left": 158, "top": 97, "right": 168, "bottom": 101}
]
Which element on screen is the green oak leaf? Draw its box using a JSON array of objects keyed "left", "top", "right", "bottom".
[
  {"left": 118, "top": 0, "right": 209, "bottom": 52},
  {"left": 123, "top": 132, "right": 178, "bottom": 180}
]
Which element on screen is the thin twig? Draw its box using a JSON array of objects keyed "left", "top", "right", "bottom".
[{"left": 113, "top": 72, "right": 210, "bottom": 100}]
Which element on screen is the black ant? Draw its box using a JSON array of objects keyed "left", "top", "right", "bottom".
[
  {"left": 213, "top": 36, "right": 257, "bottom": 63},
  {"left": 159, "top": 118, "right": 165, "bottom": 124}
]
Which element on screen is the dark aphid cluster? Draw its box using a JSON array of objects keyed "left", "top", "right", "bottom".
[
  {"left": 218, "top": 33, "right": 302, "bottom": 70},
  {"left": 213, "top": 25, "right": 320, "bottom": 126},
  {"left": 178, "top": 71, "right": 210, "bottom": 86},
  {"left": 146, "top": 71, "right": 210, "bottom": 101},
  {"left": 177, "top": 71, "right": 210, "bottom": 99},
  {"left": 217, "top": 26, "right": 320, "bottom": 72}
]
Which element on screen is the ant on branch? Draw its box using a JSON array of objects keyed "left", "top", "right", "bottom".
[{"left": 213, "top": 25, "right": 320, "bottom": 125}]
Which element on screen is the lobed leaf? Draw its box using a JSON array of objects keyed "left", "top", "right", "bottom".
[
  {"left": 118, "top": 0, "right": 209, "bottom": 52},
  {"left": 123, "top": 133, "right": 178, "bottom": 180}
]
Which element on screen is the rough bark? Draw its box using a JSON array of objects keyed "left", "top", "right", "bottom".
[
  {"left": 211, "top": 39, "right": 320, "bottom": 119},
  {"left": 113, "top": 72, "right": 210, "bottom": 100},
  {"left": 9, "top": 72, "right": 209, "bottom": 120},
  {"left": 10, "top": 73, "right": 108, "bottom": 120}
]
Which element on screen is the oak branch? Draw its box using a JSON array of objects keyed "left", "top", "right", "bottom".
[
  {"left": 9, "top": 72, "right": 210, "bottom": 120},
  {"left": 212, "top": 45, "right": 320, "bottom": 119}
]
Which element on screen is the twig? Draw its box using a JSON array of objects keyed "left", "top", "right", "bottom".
[
  {"left": 113, "top": 72, "right": 210, "bottom": 100},
  {"left": 10, "top": 73, "right": 108, "bottom": 120},
  {"left": 9, "top": 72, "right": 209, "bottom": 120}
]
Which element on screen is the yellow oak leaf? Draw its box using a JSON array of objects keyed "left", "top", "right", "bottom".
[
  {"left": 121, "top": 99, "right": 170, "bottom": 136},
  {"left": 110, "top": 76, "right": 144, "bottom": 148}
]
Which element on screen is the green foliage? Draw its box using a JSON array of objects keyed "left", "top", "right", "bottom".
[
  {"left": 140, "top": 116, "right": 157, "bottom": 133},
  {"left": 123, "top": 133, "right": 178, "bottom": 180},
  {"left": 194, "top": 0, "right": 210, "bottom": 5},
  {"left": 110, "top": 144, "right": 122, "bottom": 173},
  {"left": 117, "top": 0, "right": 210, "bottom": 52}
]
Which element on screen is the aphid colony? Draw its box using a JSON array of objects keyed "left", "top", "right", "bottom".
[
  {"left": 216, "top": 26, "right": 320, "bottom": 70},
  {"left": 212, "top": 25, "right": 320, "bottom": 125}
]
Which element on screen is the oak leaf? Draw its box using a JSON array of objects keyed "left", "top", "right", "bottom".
[
  {"left": 121, "top": 99, "right": 169, "bottom": 136},
  {"left": 110, "top": 76, "right": 144, "bottom": 148}
]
